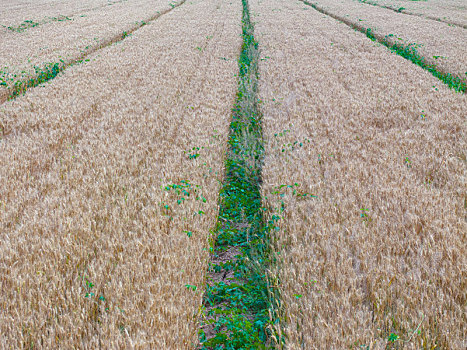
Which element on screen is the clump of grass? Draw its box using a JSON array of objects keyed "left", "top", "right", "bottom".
[
  {"left": 7, "top": 19, "right": 40, "bottom": 32},
  {"left": 9, "top": 61, "right": 63, "bottom": 98}
]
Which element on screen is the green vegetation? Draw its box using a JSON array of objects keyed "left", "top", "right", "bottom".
[
  {"left": 6, "top": 20, "right": 39, "bottom": 32},
  {"left": 186, "top": 146, "right": 203, "bottom": 159},
  {"left": 9, "top": 62, "right": 63, "bottom": 98},
  {"left": 4, "top": 16, "right": 72, "bottom": 33},
  {"left": 367, "top": 29, "right": 466, "bottom": 93},
  {"left": 198, "top": 0, "right": 282, "bottom": 348},
  {"left": 2, "top": 58, "right": 94, "bottom": 99},
  {"left": 0, "top": 67, "right": 12, "bottom": 87},
  {"left": 161, "top": 180, "right": 207, "bottom": 216}
]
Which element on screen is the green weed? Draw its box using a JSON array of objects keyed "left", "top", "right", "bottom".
[
  {"left": 9, "top": 62, "right": 63, "bottom": 98},
  {"left": 7, "top": 20, "right": 39, "bottom": 32},
  {"left": 160, "top": 180, "right": 207, "bottom": 220}
]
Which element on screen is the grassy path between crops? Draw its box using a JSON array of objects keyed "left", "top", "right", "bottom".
[
  {"left": 197, "top": 0, "right": 282, "bottom": 348},
  {"left": 0, "top": 0, "right": 187, "bottom": 105},
  {"left": 301, "top": 0, "right": 466, "bottom": 93}
]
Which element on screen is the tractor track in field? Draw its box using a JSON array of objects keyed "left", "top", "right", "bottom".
[
  {"left": 0, "top": 0, "right": 187, "bottom": 106},
  {"left": 197, "top": 0, "right": 281, "bottom": 348},
  {"left": 300, "top": 0, "right": 466, "bottom": 93},
  {"left": 355, "top": 0, "right": 467, "bottom": 30}
]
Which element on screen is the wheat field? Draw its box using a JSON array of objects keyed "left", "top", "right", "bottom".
[
  {"left": 306, "top": 0, "right": 467, "bottom": 83},
  {"left": 362, "top": 0, "right": 467, "bottom": 27},
  {"left": 0, "top": 0, "right": 126, "bottom": 26},
  {"left": 0, "top": 0, "right": 242, "bottom": 347},
  {"left": 0, "top": 0, "right": 465, "bottom": 348},
  {"left": 253, "top": 0, "right": 466, "bottom": 348},
  {"left": 0, "top": 0, "right": 180, "bottom": 100}
]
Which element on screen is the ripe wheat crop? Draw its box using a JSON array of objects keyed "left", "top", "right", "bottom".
[
  {"left": 0, "top": 0, "right": 126, "bottom": 27},
  {"left": 0, "top": 0, "right": 177, "bottom": 101},
  {"left": 305, "top": 0, "right": 467, "bottom": 86},
  {"left": 0, "top": 0, "right": 242, "bottom": 347},
  {"left": 1, "top": 0, "right": 465, "bottom": 348},
  {"left": 252, "top": 0, "right": 466, "bottom": 348},
  {"left": 358, "top": 0, "right": 467, "bottom": 27}
]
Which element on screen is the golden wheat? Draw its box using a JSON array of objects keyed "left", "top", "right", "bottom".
[
  {"left": 305, "top": 0, "right": 466, "bottom": 83},
  {"left": 0, "top": 0, "right": 176, "bottom": 99},
  {"left": 0, "top": 0, "right": 242, "bottom": 347},
  {"left": 0, "top": 0, "right": 126, "bottom": 27},
  {"left": 252, "top": 0, "right": 466, "bottom": 348},
  {"left": 365, "top": 0, "right": 467, "bottom": 27}
]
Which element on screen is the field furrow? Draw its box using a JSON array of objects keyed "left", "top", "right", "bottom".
[
  {"left": 0, "top": 0, "right": 242, "bottom": 347},
  {"left": 300, "top": 0, "right": 466, "bottom": 88},
  {"left": 0, "top": 0, "right": 186, "bottom": 102},
  {"left": 198, "top": 0, "right": 281, "bottom": 347},
  {"left": 251, "top": 0, "right": 466, "bottom": 348}
]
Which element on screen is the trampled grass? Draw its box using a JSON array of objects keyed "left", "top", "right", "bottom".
[
  {"left": 252, "top": 0, "right": 466, "bottom": 348},
  {"left": 0, "top": 0, "right": 242, "bottom": 347}
]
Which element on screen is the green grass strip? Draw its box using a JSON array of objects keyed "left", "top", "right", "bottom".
[
  {"left": 301, "top": 0, "right": 466, "bottom": 93},
  {"left": 8, "top": 62, "right": 63, "bottom": 99},
  {"left": 198, "top": 0, "right": 282, "bottom": 349},
  {"left": 5, "top": 19, "right": 40, "bottom": 33},
  {"left": 364, "top": 29, "right": 466, "bottom": 92}
]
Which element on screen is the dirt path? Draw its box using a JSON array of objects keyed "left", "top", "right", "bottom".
[{"left": 197, "top": 0, "right": 281, "bottom": 348}]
